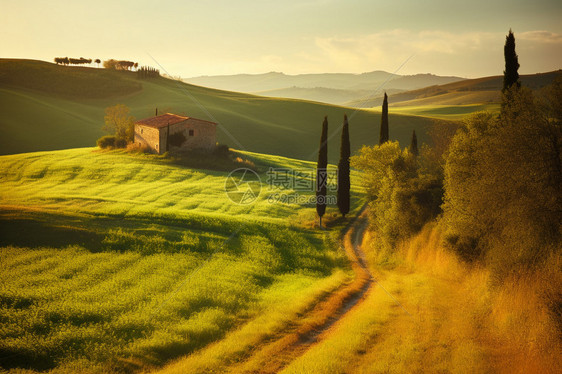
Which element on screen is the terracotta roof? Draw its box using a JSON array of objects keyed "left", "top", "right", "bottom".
[{"left": 135, "top": 113, "right": 217, "bottom": 129}]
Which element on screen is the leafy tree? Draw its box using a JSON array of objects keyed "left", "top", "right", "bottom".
[
  {"left": 103, "top": 104, "right": 135, "bottom": 144},
  {"left": 103, "top": 59, "right": 118, "bottom": 69},
  {"left": 379, "top": 92, "right": 389, "bottom": 144},
  {"left": 418, "top": 120, "right": 460, "bottom": 180},
  {"left": 409, "top": 129, "right": 418, "bottom": 156},
  {"left": 102, "top": 59, "right": 136, "bottom": 70},
  {"left": 503, "top": 29, "right": 520, "bottom": 92},
  {"left": 337, "top": 115, "right": 351, "bottom": 217},
  {"left": 351, "top": 141, "right": 441, "bottom": 249},
  {"left": 54, "top": 57, "right": 70, "bottom": 65},
  {"left": 442, "top": 85, "right": 561, "bottom": 273},
  {"left": 95, "top": 59, "right": 101, "bottom": 67},
  {"left": 316, "top": 116, "right": 328, "bottom": 228}
]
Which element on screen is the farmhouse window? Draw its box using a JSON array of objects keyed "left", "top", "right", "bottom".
[{"left": 189, "top": 129, "right": 194, "bottom": 136}]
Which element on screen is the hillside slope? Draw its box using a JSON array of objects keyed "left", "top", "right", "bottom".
[
  {"left": 0, "top": 59, "right": 438, "bottom": 161},
  {"left": 346, "top": 70, "right": 562, "bottom": 108},
  {"left": 0, "top": 147, "right": 365, "bottom": 373}
]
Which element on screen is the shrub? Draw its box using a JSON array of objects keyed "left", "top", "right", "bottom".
[
  {"left": 97, "top": 135, "right": 116, "bottom": 149},
  {"left": 351, "top": 141, "right": 442, "bottom": 249},
  {"left": 114, "top": 138, "right": 128, "bottom": 148},
  {"left": 214, "top": 144, "right": 230, "bottom": 158}
]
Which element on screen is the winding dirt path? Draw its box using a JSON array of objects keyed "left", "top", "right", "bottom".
[{"left": 228, "top": 207, "right": 373, "bottom": 373}]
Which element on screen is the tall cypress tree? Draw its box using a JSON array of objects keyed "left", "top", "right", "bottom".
[
  {"left": 409, "top": 129, "right": 418, "bottom": 156},
  {"left": 337, "top": 115, "right": 351, "bottom": 217},
  {"left": 316, "top": 116, "right": 328, "bottom": 228},
  {"left": 503, "top": 29, "right": 520, "bottom": 92},
  {"left": 379, "top": 92, "right": 389, "bottom": 144}
]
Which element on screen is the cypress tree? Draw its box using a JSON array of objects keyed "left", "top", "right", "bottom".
[
  {"left": 337, "top": 115, "right": 351, "bottom": 217},
  {"left": 409, "top": 129, "right": 418, "bottom": 156},
  {"left": 503, "top": 29, "right": 520, "bottom": 92},
  {"left": 379, "top": 92, "right": 389, "bottom": 144},
  {"left": 316, "top": 116, "right": 328, "bottom": 228}
]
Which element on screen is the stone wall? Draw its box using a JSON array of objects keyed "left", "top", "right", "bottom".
[
  {"left": 134, "top": 125, "right": 161, "bottom": 153},
  {"left": 134, "top": 119, "right": 216, "bottom": 154},
  {"left": 163, "top": 120, "right": 216, "bottom": 153}
]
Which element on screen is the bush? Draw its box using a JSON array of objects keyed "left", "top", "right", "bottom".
[
  {"left": 97, "top": 135, "right": 116, "bottom": 149},
  {"left": 97, "top": 135, "right": 127, "bottom": 149},
  {"left": 214, "top": 144, "right": 230, "bottom": 158},
  {"left": 351, "top": 141, "right": 443, "bottom": 249},
  {"left": 114, "top": 138, "right": 128, "bottom": 148}
]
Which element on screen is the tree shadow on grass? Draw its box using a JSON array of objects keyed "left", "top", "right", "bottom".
[{"left": 0, "top": 218, "right": 104, "bottom": 251}]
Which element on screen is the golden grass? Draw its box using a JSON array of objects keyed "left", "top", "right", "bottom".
[
  {"left": 356, "top": 224, "right": 561, "bottom": 374},
  {"left": 486, "top": 252, "right": 561, "bottom": 373},
  {"left": 281, "top": 223, "right": 561, "bottom": 373}
]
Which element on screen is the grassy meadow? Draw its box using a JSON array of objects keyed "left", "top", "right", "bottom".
[
  {"left": 0, "top": 147, "right": 365, "bottom": 373},
  {"left": 0, "top": 59, "right": 439, "bottom": 161},
  {"left": 384, "top": 103, "right": 501, "bottom": 120}
]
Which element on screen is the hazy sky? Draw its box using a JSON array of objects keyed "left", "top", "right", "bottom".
[{"left": 2, "top": 0, "right": 561, "bottom": 78}]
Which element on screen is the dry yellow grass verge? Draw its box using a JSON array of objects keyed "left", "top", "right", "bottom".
[{"left": 350, "top": 224, "right": 561, "bottom": 374}]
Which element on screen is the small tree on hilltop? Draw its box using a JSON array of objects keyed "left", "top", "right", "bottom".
[
  {"left": 102, "top": 104, "right": 135, "bottom": 146},
  {"left": 103, "top": 59, "right": 117, "bottom": 69},
  {"left": 337, "top": 114, "right": 351, "bottom": 217}
]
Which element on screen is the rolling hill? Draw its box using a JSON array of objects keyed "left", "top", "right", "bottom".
[
  {"left": 252, "top": 87, "right": 404, "bottom": 107},
  {"left": 0, "top": 147, "right": 365, "bottom": 373},
  {"left": 0, "top": 59, "right": 440, "bottom": 162},
  {"left": 183, "top": 71, "right": 465, "bottom": 93},
  {"left": 183, "top": 71, "right": 466, "bottom": 105},
  {"left": 346, "top": 70, "right": 562, "bottom": 108}
]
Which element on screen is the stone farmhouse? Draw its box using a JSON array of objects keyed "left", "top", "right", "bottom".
[{"left": 134, "top": 113, "right": 217, "bottom": 154}]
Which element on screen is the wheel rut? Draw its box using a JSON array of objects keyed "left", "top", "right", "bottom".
[{"left": 229, "top": 207, "right": 373, "bottom": 373}]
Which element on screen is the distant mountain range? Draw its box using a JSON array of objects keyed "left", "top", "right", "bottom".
[{"left": 183, "top": 71, "right": 466, "bottom": 105}]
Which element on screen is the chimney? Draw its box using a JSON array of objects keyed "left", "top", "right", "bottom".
[{"left": 155, "top": 108, "right": 158, "bottom": 116}]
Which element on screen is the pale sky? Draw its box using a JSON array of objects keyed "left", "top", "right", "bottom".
[{"left": 1, "top": 0, "right": 561, "bottom": 78}]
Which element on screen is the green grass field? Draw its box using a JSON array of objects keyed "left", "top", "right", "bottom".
[
  {"left": 0, "top": 147, "right": 365, "bottom": 373},
  {"left": 382, "top": 104, "right": 501, "bottom": 120},
  {"left": 0, "top": 59, "right": 439, "bottom": 162}
]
